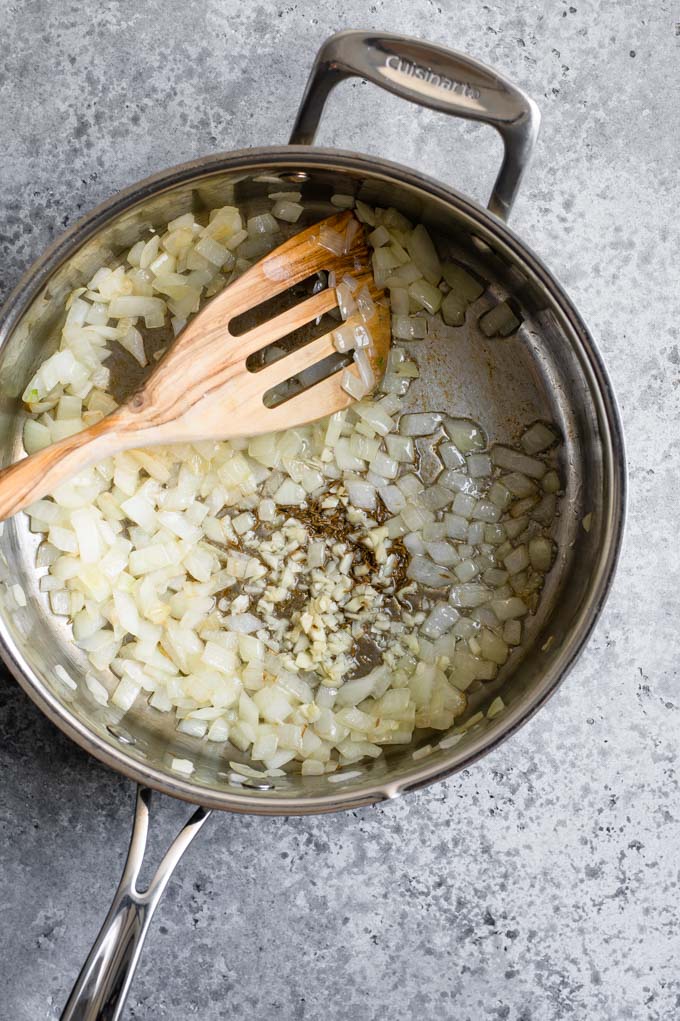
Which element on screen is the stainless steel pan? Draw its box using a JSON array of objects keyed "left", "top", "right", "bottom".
[{"left": 0, "top": 31, "right": 625, "bottom": 1021}]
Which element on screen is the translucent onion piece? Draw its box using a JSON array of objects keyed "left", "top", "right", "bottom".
[
  {"left": 407, "top": 224, "right": 441, "bottom": 285},
  {"left": 479, "top": 301, "right": 521, "bottom": 338},
  {"left": 521, "top": 422, "right": 558, "bottom": 455},
  {"left": 399, "top": 412, "right": 442, "bottom": 436}
]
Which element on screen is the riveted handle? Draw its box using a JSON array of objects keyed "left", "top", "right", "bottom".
[
  {"left": 60, "top": 787, "right": 211, "bottom": 1021},
  {"left": 289, "top": 30, "right": 540, "bottom": 220}
]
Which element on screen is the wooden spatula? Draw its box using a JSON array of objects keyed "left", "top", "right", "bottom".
[{"left": 0, "top": 212, "right": 390, "bottom": 521}]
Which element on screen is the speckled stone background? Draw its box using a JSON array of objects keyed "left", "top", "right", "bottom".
[{"left": 0, "top": 2, "right": 678, "bottom": 1019}]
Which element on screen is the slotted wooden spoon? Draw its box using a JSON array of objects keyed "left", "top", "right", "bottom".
[{"left": 0, "top": 212, "right": 390, "bottom": 521}]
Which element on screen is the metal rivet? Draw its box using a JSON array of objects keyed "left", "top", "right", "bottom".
[
  {"left": 242, "top": 779, "right": 274, "bottom": 791},
  {"left": 107, "top": 724, "right": 136, "bottom": 746}
]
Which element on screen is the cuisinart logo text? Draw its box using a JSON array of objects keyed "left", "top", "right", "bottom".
[{"left": 385, "top": 55, "right": 481, "bottom": 99}]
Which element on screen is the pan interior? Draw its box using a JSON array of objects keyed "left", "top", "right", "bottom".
[{"left": 0, "top": 157, "right": 620, "bottom": 811}]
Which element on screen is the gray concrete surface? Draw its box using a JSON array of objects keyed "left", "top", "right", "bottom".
[{"left": 0, "top": 1, "right": 678, "bottom": 1018}]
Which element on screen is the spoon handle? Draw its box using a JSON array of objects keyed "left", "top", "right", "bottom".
[{"left": 0, "top": 408, "right": 143, "bottom": 520}]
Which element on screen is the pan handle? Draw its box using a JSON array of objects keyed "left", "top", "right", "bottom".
[
  {"left": 289, "top": 30, "right": 540, "bottom": 221},
  {"left": 60, "top": 786, "right": 211, "bottom": 1021}
]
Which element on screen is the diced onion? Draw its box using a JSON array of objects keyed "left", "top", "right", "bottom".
[
  {"left": 521, "top": 422, "right": 557, "bottom": 455},
  {"left": 491, "top": 445, "right": 546, "bottom": 479},
  {"left": 407, "top": 556, "right": 455, "bottom": 588},
  {"left": 23, "top": 197, "right": 561, "bottom": 776},
  {"left": 341, "top": 369, "right": 369, "bottom": 401},
  {"left": 408, "top": 279, "right": 442, "bottom": 314},
  {"left": 444, "top": 418, "right": 486, "bottom": 452},
  {"left": 407, "top": 224, "right": 441, "bottom": 285},
  {"left": 421, "top": 602, "right": 459, "bottom": 638},
  {"left": 442, "top": 263, "right": 485, "bottom": 302},
  {"left": 449, "top": 583, "right": 492, "bottom": 608},
  {"left": 247, "top": 213, "right": 278, "bottom": 235},
  {"left": 399, "top": 412, "right": 442, "bottom": 436},
  {"left": 392, "top": 315, "right": 428, "bottom": 341},
  {"left": 271, "top": 200, "right": 304, "bottom": 223},
  {"left": 479, "top": 301, "right": 521, "bottom": 338}
]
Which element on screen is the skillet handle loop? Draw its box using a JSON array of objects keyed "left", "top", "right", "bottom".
[
  {"left": 60, "top": 786, "right": 211, "bottom": 1021},
  {"left": 289, "top": 30, "right": 540, "bottom": 221}
]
